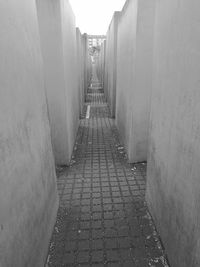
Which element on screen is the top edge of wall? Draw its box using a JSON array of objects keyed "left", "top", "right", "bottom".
[
  {"left": 76, "top": 27, "right": 81, "bottom": 34},
  {"left": 106, "top": 0, "right": 132, "bottom": 35},
  {"left": 66, "top": 0, "right": 76, "bottom": 22},
  {"left": 106, "top": 11, "right": 121, "bottom": 35},
  {"left": 121, "top": 0, "right": 133, "bottom": 15}
]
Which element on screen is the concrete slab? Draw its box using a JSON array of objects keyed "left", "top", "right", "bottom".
[
  {"left": 36, "top": 0, "right": 79, "bottom": 165},
  {"left": 146, "top": 1, "right": 200, "bottom": 266},
  {"left": 105, "top": 12, "right": 121, "bottom": 118},
  {"left": 0, "top": 1, "right": 58, "bottom": 266},
  {"left": 116, "top": 0, "right": 155, "bottom": 163}
]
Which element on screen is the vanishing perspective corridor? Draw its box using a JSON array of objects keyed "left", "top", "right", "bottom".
[
  {"left": 46, "top": 68, "right": 169, "bottom": 267},
  {"left": 2, "top": 1, "right": 200, "bottom": 266}
]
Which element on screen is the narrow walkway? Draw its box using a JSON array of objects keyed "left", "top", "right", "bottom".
[{"left": 46, "top": 71, "right": 169, "bottom": 267}]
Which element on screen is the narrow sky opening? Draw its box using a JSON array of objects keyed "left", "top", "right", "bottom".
[{"left": 69, "top": 0, "right": 126, "bottom": 35}]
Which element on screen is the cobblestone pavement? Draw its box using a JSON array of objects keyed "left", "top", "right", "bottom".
[{"left": 46, "top": 74, "right": 169, "bottom": 266}]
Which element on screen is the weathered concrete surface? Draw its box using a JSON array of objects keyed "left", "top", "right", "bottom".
[
  {"left": 102, "top": 40, "right": 107, "bottom": 89},
  {"left": 96, "top": 41, "right": 106, "bottom": 87},
  {"left": 146, "top": 1, "right": 200, "bottom": 266},
  {"left": 116, "top": 0, "right": 138, "bottom": 162},
  {"left": 36, "top": 0, "right": 79, "bottom": 165},
  {"left": 76, "top": 28, "right": 85, "bottom": 117},
  {"left": 104, "top": 40, "right": 109, "bottom": 101},
  {"left": 83, "top": 34, "right": 92, "bottom": 99},
  {"left": 128, "top": 0, "right": 155, "bottom": 162},
  {"left": 0, "top": 1, "right": 58, "bottom": 266},
  {"left": 105, "top": 12, "right": 121, "bottom": 118},
  {"left": 116, "top": 0, "right": 155, "bottom": 163},
  {"left": 61, "top": 0, "right": 79, "bottom": 161}
]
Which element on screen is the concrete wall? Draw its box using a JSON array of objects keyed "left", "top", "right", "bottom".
[
  {"left": 83, "top": 34, "right": 92, "bottom": 97},
  {"left": 83, "top": 34, "right": 88, "bottom": 98},
  {"left": 36, "top": 0, "right": 79, "bottom": 165},
  {"left": 146, "top": 1, "right": 200, "bottom": 266},
  {"left": 61, "top": 0, "right": 79, "bottom": 160},
  {"left": 105, "top": 12, "right": 121, "bottom": 117},
  {"left": 115, "top": 0, "right": 155, "bottom": 163},
  {"left": 96, "top": 42, "right": 106, "bottom": 86},
  {"left": 104, "top": 40, "right": 108, "bottom": 100},
  {"left": 102, "top": 40, "right": 107, "bottom": 89},
  {"left": 76, "top": 28, "right": 85, "bottom": 117},
  {"left": 0, "top": 1, "right": 58, "bottom": 266}
]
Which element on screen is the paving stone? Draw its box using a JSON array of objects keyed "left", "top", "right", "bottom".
[
  {"left": 80, "top": 221, "right": 90, "bottom": 230},
  {"left": 92, "top": 212, "right": 102, "bottom": 220},
  {"left": 104, "top": 228, "right": 117, "bottom": 238},
  {"left": 91, "top": 239, "right": 104, "bottom": 250},
  {"left": 107, "top": 263, "right": 121, "bottom": 267},
  {"left": 65, "top": 241, "right": 76, "bottom": 252},
  {"left": 104, "top": 219, "right": 114, "bottom": 228},
  {"left": 81, "top": 213, "right": 91, "bottom": 221},
  {"left": 62, "top": 253, "right": 75, "bottom": 265},
  {"left": 76, "top": 264, "right": 90, "bottom": 267},
  {"left": 118, "top": 238, "right": 131, "bottom": 249},
  {"left": 120, "top": 249, "right": 133, "bottom": 261},
  {"left": 77, "top": 251, "right": 90, "bottom": 264},
  {"left": 45, "top": 75, "right": 169, "bottom": 267},
  {"left": 78, "top": 230, "right": 90, "bottom": 240},
  {"left": 122, "top": 261, "right": 135, "bottom": 267},
  {"left": 106, "top": 249, "right": 120, "bottom": 261},
  {"left": 103, "top": 212, "right": 113, "bottom": 220},
  {"left": 93, "top": 219, "right": 103, "bottom": 227},
  {"left": 92, "top": 229, "right": 104, "bottom": 239},
  {"left": 91, "top": 250, "right": 104, "bottom": 263},
  {"left": 105, "top": 238, "right": 118, "bottom": 249},
  {"left": 78, "top": 240, "right": 90, "bottom": 251}
]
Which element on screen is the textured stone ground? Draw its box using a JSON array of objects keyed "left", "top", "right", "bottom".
[{"left": 45, "top": 74, "right": 169, "bottom": 267}]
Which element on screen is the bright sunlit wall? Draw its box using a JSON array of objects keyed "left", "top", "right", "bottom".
[{"left": 69, "top": 0, "right": 126, "bottom": 35}]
